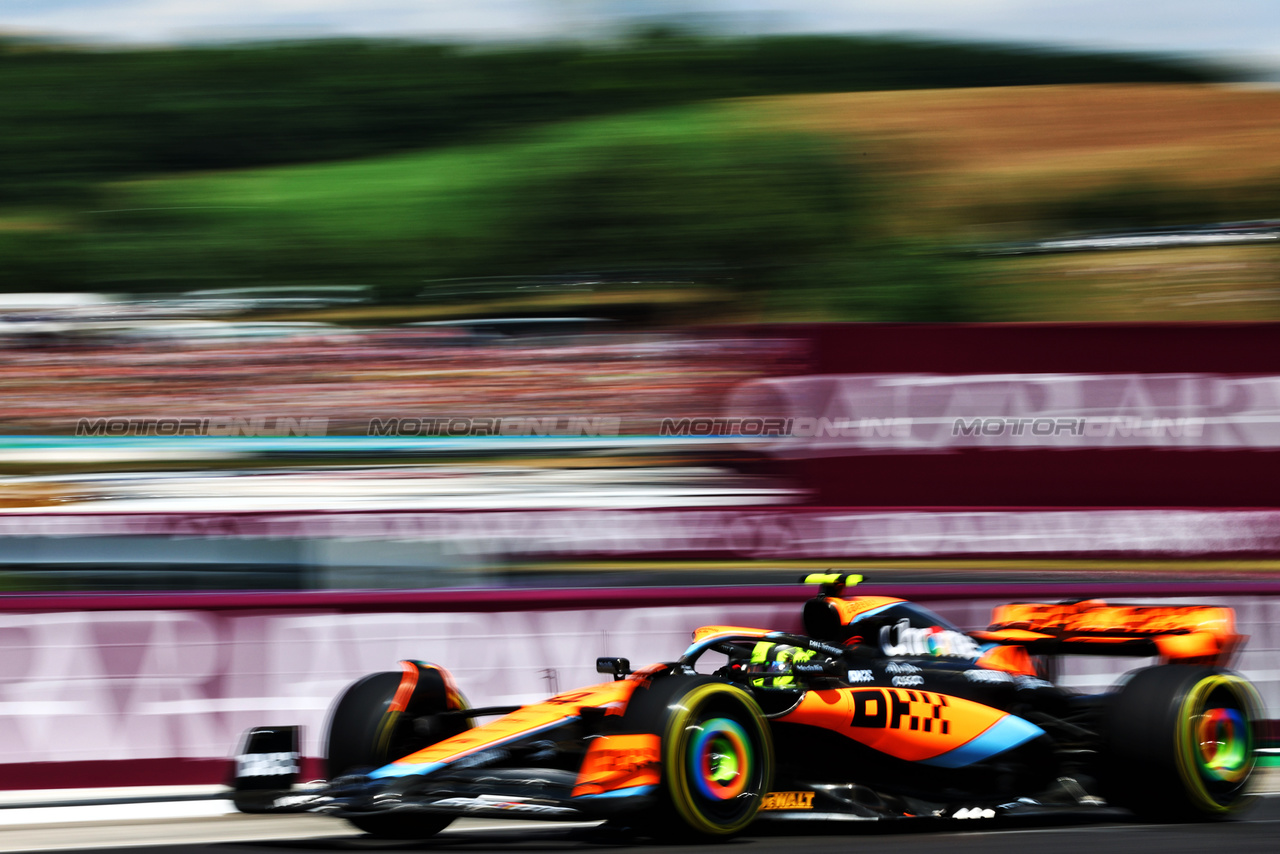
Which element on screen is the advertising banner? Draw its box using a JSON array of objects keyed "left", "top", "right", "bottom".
[{"left": 0, "top": 587, "right": 1275, "bottom": 788}]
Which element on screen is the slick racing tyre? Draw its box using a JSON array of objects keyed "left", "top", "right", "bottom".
[
  {"left": 325, "top": 666, "right": 470, "bottom": 838},
  {"left": 1105, "top": 665, "right": 1261, "bottom": 820},
  {"left": 626, "top": 677, "right": 773, "bottom": 839}
]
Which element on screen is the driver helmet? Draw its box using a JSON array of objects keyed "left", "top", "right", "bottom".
[{"left": 739, "top": 641, "right": 816, "bottom": 689}]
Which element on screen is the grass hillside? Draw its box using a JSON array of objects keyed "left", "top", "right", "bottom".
[
  {"left": 7, "top": 83, "right": 1280, "bottom": 321},
  {"left": 760, "top": 84, "right": 1280, "bottom": 320},
  {"left": 86, "top": 106, "right": 957, "bottom": 321}
]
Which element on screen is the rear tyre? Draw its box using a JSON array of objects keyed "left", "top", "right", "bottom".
[
  {"left": 627, "top": 678, "right": 773, "bottom": 839},
  {"left": 326, "top": 669, "right": 466, "bottom": 839},
  {"left": 1105, "top": 665, "right": 1260, "bottom": 820}
]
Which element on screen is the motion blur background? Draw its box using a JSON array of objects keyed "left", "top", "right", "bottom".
[{"left": 2, "top": 0, "right": 1280, "bottom": 787}]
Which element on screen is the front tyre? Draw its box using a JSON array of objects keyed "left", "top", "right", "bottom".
[
  {"left": 1105, "top": 666, "right": 1261, "bottom": 820},
  {"left": 631, "top": 679, "right": 773, "bottom": 839},
  {"left": 326, "top": 669, "right": 466, "bottom": 839},
  {"left": 325, "top": 672, "right": 402, "bottom": 779}
]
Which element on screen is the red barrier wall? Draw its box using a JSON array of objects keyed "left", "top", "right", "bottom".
[
  {"left": 730, "top": 323, "right": 1280, "bottom": 506},
  {"left": 791, "top": 322, "right": 1280, "bottom": 374}
]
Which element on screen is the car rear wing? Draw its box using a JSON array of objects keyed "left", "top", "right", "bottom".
[{"left": 970, "top": 600, "right": 1245, "bottom": 667}]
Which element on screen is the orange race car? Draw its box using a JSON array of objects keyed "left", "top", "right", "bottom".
[{"left": 232, "top": 575, "right": 1262, "bottom": 840}]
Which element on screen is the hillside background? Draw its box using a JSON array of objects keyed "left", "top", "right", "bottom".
[{"left": 3, "top": 33, "right": 1277, "bottom": 321}]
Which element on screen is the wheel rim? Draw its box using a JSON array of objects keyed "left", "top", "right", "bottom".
[
  {"left": 1176, "top": 675, "right": 1259, "bottom": 811},
  {"left": 690, "top": 717, "right": 751, "bottom": 801},
  {"left": 1195, "top": 706, "right": 1251, "bottom": 784},
  {"left": 662, "top": 683, "right": 772, "bottom": 836}
]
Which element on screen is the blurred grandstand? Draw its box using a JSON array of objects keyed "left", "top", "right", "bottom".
[{"left": 0, "top": 316, "right": 807, "bottom": 436}]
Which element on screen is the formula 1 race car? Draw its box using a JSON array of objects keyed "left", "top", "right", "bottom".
[{"left": 232, "top": 575, "right": 1262, "bottom": 840}]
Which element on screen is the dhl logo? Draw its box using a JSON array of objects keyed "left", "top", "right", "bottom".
[
  {"left": 779, "top": 687, "right": 1019, "bottom": 764},
  {"left": 851, "top": 688, "right": 950, "bottom": 734}
]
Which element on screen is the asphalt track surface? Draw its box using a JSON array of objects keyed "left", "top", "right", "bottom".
[{"left": 6, "top": 797, "right": 1278, "bottom": 854}]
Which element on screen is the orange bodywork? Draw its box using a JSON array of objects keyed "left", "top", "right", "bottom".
[
  {"left": 389, "top": 661, "right": 420, "bottom": 713},
  {"left": 823, "top": 596, "right": 905, "bottom": 625},
  {"left": 974, "top": 601, "right": 1245, "bottom": 666},
  {"left": 775, "top": 687, "right": 1010, "bottom": 763},
  {"left": 385, "top": 679, "right": 639, "bottom": 774},
  {"left": 691, "top": 625, "right": 772, "bottom": 643},
  {"left": 572, "top": 733, "right": 662, "bottom": 796},
  {"left": 974, "top": 644, "right": 1037, "bottom": 676},
  {"left": 391, "top": 661, "right": 469, "bottom": 714}
]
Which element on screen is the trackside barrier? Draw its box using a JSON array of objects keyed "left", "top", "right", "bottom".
[
  {"left": 6, "top": 508, "right": 1280, "bottom": 562},
  {"left": 0, "top": 582, "right": 1276, "bottom": 790}
]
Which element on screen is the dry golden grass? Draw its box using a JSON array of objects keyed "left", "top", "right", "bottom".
[
  {"left": 756, "top": 84, "right": 1280, "bottom": 208},
  {"left": 986, "top": 245, "right": 1280, "bottom": 320},
  {"left": 747, "top": 84, "right": 1280, "bottom": 319}
]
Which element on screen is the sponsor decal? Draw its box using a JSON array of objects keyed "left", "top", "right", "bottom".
[
  {"left": 885, "top": 662, "right": 921, "bottom": 675},
  {"left": 660, "top": 417, "right": 799, "bottom": 437},
  {"left": 850, "top": 688, "right": 950, "bottom": 734},
  {"left": 964, "top": 669, "right": 1014, "bottom": 684},
  {"left": 806, "top": 641, "right": 847, "bottom": 658},
  {"left": 892, "top": 675, "right": 924, "bottom": 687},
  {"left": 236, "top": 751, "right": 299, "bottom": 778},
  {"left": 586, "top": 745, "right": 659, "bottom": 776},
  {"left": 546, "top": 689, "right": 600, "bottom": 706},
  {"left": 573, "top": 734, "right": 662, "bottom": 797},
  {"left": 77, "top": 416, "right": 328, "bottom": 437},
  {"left": 881, "top": 619, "right": 980, "bottom": 659},
  {"left": 1013, "top": 676, "right": 1054, "bottom": 690},
  {"left": 432, "top": 796, "right": 576, "bottom": 815},
  {"left": 272, "top": 793, "right": 324, "bottom": 809},
  {"left": 846, "top": 669, "right": 874, "bottom": 684},
  {"left": 793, "top": 661, "right": 831, "bottom": 675},
  {"left": 369, "top": 416, "right": 620, "bottom": 438},
  {"left": 951, "top": 417, "right": 1203, "bottom": 439},
  {"left": 761, "top": 791, "right": 816, "bottom": 811},
  {"left": 450, "top": 748, "right": 511, "bottom": 770},
  {"left": 725, "top": 372, "right": 1280, "bottom": 453}
]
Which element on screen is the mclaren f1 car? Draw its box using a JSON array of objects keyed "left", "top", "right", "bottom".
[{"left": 232, "top": 575, "right": 1263, "bottom": 839}]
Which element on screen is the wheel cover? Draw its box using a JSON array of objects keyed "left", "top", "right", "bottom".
[
  {"left": 662, "top": 682, "right": 772, "bottom": 836},
  {"left": 691, "top": 717, "right": 751, "bottom": 801},
  {"left": 1175, "top": 674, "right": 1259, "bottom": 811},
  {"left": 1195, "top": 706, "right": 1251, "bottom": 783}
]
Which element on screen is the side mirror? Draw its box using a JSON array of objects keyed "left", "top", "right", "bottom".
[{"left": 596, "top": 657, "right": 631, "bottom": 680}]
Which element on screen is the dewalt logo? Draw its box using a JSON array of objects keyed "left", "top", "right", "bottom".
[{"left": 760, "top": 791, "right": 815, "bottom": 811}]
